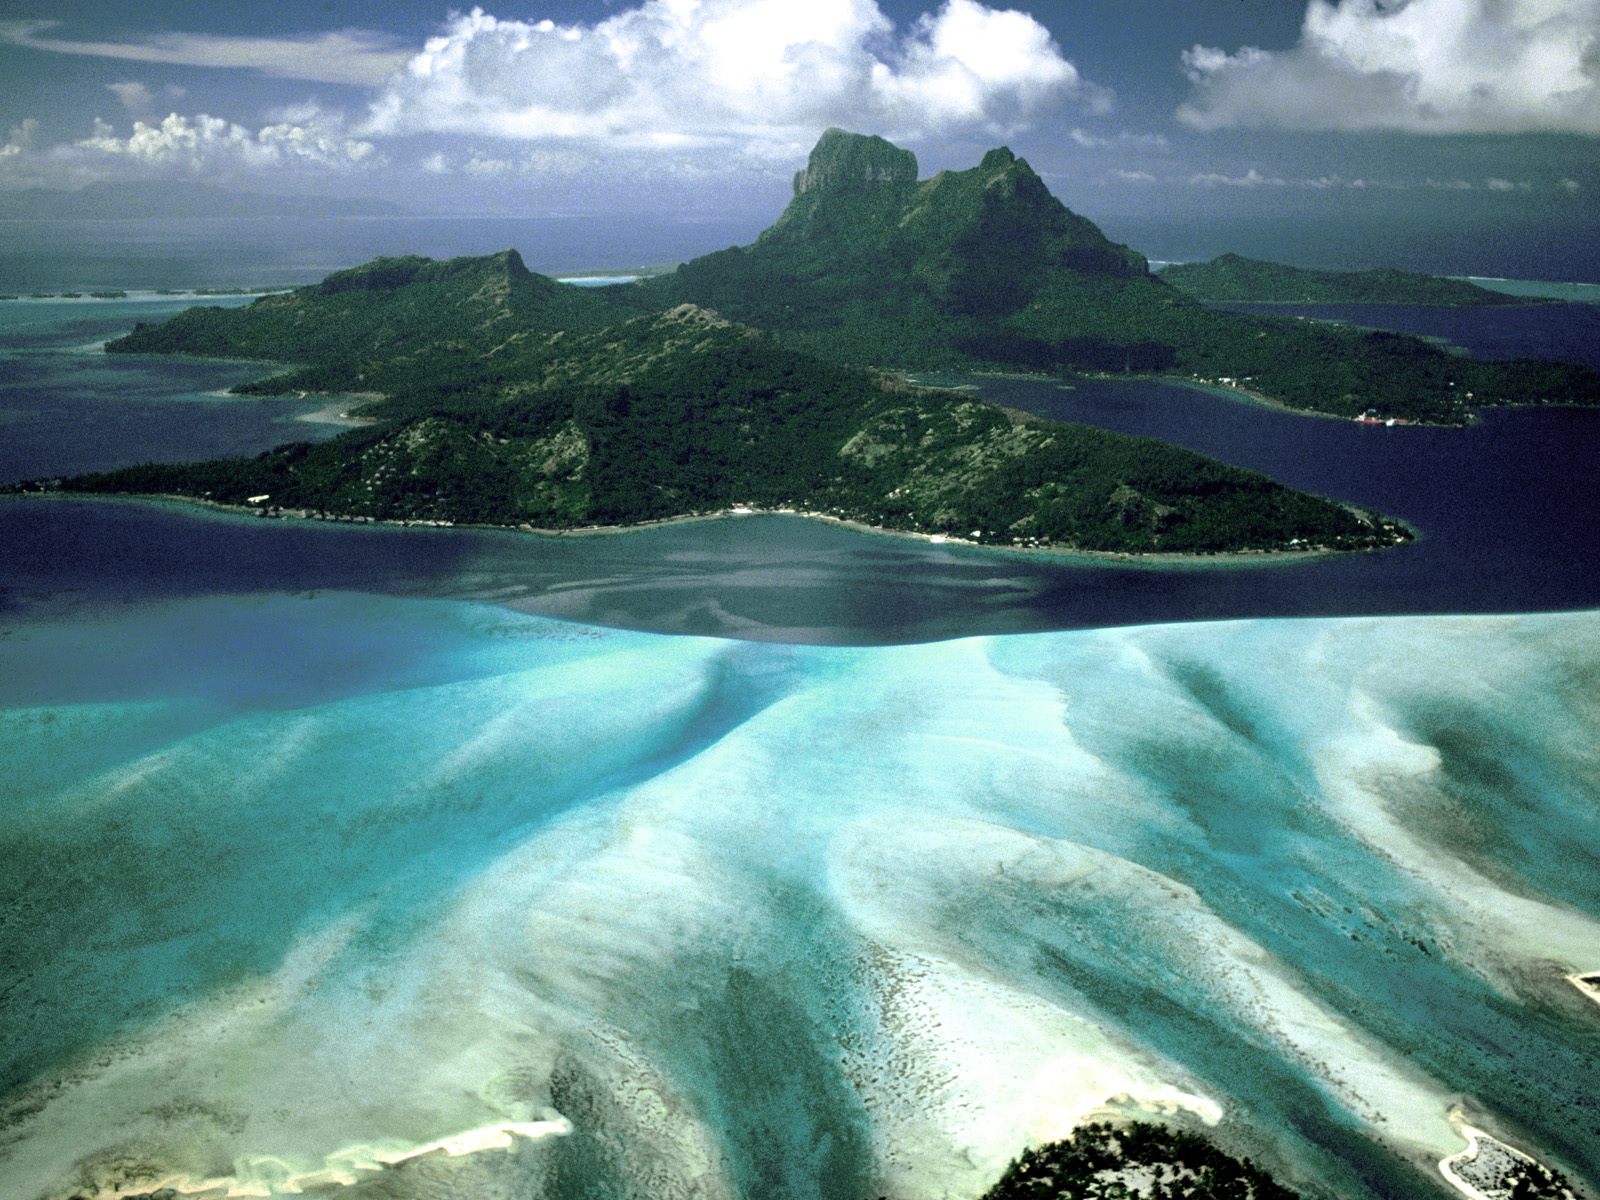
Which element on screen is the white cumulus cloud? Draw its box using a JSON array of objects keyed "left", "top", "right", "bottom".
[
  {"left": 1, "top": 118, "right": 38, "bottom": 160},
  {"left": 107, "top": 81, "right": 187, "bottom": 112},
  {"left": 363, "top": 1, "right": 1091, "bottom": 153},
  {"left": 1190, "top": 167, "right": 1288, "bottom": 188},
  {"left": 107, "top": 81, "right": 154, "bottom": 111},
  {"left": 68, "top": 109, "right": 379, "bottom": 175},
  {"left": 1178, "top": 0, "right": 1600, "bottom": 135}
]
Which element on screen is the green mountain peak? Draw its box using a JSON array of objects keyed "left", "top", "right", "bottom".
[
  {"left": 791, "top": 128, "right": 918, "bottom": 196},
  {"left": 102, "top": 127, "right": 1599, "bottom": 449},
  {"left": 654, "top": 128, "right": 1149, "bottom": 360}
]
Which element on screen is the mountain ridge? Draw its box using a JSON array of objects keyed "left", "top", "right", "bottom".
[
  {"left": 646, "top": 130, "right": 1147, "bottom": 358},
  {"left": 105, "top": 129, "right": 1599, "bottom": 424}
]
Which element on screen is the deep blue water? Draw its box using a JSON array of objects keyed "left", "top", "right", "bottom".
[
  {"left": 1098, "top": 203, "right": 1600, "bottom": 287},
  {"left": 0, "top": 296, "right": 345, "bottom": 482},
  {"left": 7, "top": 295, "right": 1598, "bottom": 643}
]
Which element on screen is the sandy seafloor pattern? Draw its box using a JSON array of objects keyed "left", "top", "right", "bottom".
[{"left": 2, "top": 598, "right": 1598, "bottom": 1200}]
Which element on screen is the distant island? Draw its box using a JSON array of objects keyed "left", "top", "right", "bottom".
[
  {"left": 1158, "top": 254, "right": 1540, "bottom": 307},
  {"left": 0, "top": 286, "right": 284, "bottom": 301}
]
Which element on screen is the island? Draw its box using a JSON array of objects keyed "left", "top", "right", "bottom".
[
  {"left": 617, "top": 131, "right": 1596, "bottom": 423},
  {"left": 103, "top": 129, "right": 1598, "bottom": 431},
  {"left": 44, "top": 129, "right": 1600, "bottom": 551},
  {"left": 978, "top": 1121, "right": 1299, "bottom": 1200},
  {"left": 41, "top": 298, "right": 1404, "bottom": 555},
  {"left": 1157, "top": 254, "right": 1539, "bottom": 307},
  {"left": 975, "top": 1120, "right": 1583, "bottom": 1200},
  {"left": 1440, "top": 1125, "right": 1582, "bottom": 1200}
]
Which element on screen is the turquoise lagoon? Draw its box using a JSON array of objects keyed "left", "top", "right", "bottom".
[
  {"left": 3, "top": 597, "right": 1599, "bottom": 1199},
  {"left": 2, "top": 297, "right": 1600, "bottom": 1200}
]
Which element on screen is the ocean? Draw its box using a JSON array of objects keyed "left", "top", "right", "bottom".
[
  {"left": 0, "top": 215, "right": 769, "bottom": 294},
  {"left": 1, "top": 287, "right": 1598, "bottom": 1200}
]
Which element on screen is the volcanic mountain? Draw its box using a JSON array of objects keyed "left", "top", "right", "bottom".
[{"left": 111, "top": 129, "right": 1597, "bottom": 423}]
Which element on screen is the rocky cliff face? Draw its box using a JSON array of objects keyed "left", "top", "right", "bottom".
[
  {"left": 791, "top": 128, "right": 918, "bottom": 195},
  {"left": 757, "top": 129, "right": 1146, "bottom": 290}
]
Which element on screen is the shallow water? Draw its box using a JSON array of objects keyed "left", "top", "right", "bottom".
[{"left": 1, "top": 598, "right": 1597, "bottom": 1199}]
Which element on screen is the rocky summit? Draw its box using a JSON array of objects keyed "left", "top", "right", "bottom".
[{"left": 791, "top": 127, "right": 918, "bottom": 195}]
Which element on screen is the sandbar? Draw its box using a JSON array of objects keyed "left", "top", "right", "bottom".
[{"left": 1565, "top": 971, "right": 1600, "bottom": 1009}]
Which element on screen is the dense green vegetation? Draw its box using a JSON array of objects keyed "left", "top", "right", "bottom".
[
  {"left": 63, "top": 305, "right": 1404, "bottom": 554},
  {"left": 1487, "top": 1155, "right": 1580, "bottom": 1200},
  {"left": 623, "top": 137, "right": 1150, "bottom": 371},
  {"left": 980, "top": 1122, "right": 1299, "bottom": 1200},
  {"left": 1158, "top": 254, "right": 1533, "bottom": 307},
  {"left": 111, "top": 249, "right": 627, "bottom": 398}
]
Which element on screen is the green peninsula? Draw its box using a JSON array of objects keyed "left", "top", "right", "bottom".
[
  {"left": 68, "top": 301, "right": 1400, "bottom": 554},
  {"left": 1158, "top": 253, "right": 1539, "bottom": 307}
]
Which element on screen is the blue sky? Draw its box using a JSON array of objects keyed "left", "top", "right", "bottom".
[{"left": 1, "top": 2, "right": 1596, "bottom": 271}]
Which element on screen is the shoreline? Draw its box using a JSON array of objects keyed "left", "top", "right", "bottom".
[
  {"left": 194, "top": 389, "right": 378, "bottom": 428},
  {"left": 293, "top": 396, "right": 380, "bottom": 427},
  {"left": 940, "top": 368, "right": 1475, "bottom": 429},
  {"left": 2, "top": 489, "right": 1390, "bottom": 569},
  {"left": 1155, "top": 375, "right": 1479, "bottom": 428},
  {"left": 78, "top": 1119, "right": 573, "bottom": 1200},
  {"left": 1439, "top": 1121, "right": 1578, "bottom": 1200},
  {"left": 1565, "top": 971, "right": 1600, "bottom": 1010}
]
